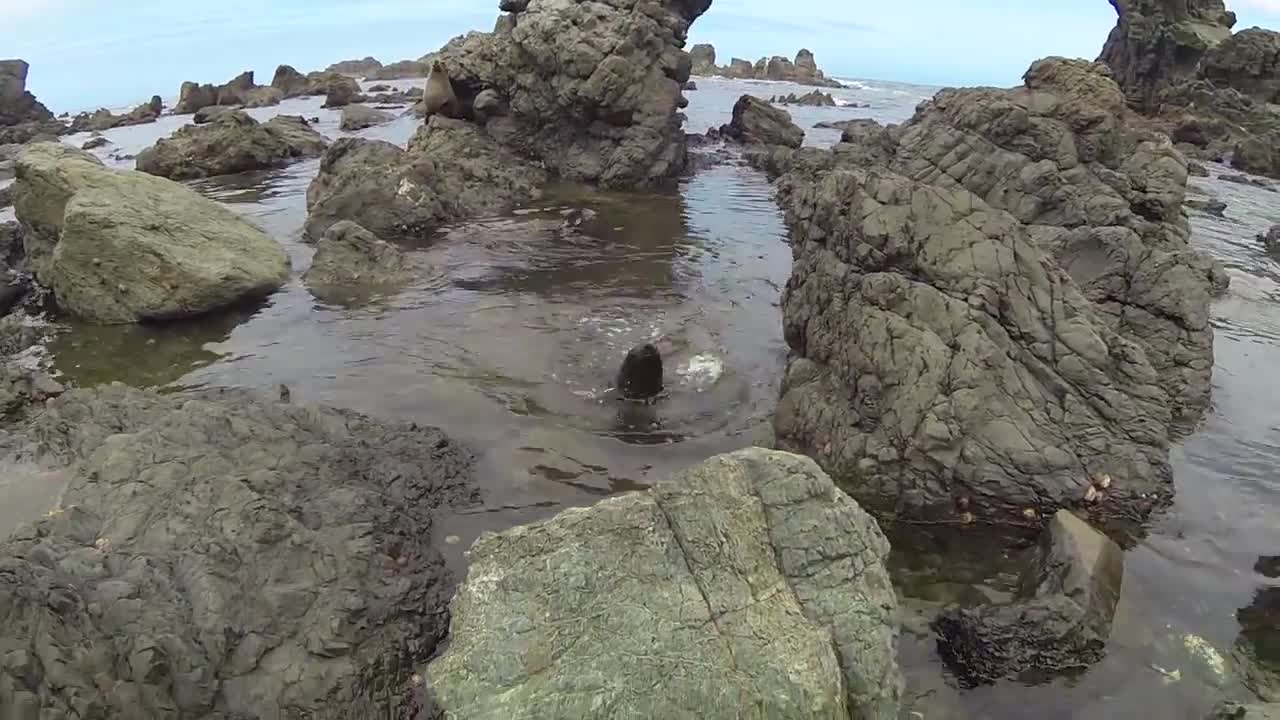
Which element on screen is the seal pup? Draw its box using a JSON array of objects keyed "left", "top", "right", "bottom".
[
  {"left": 419, "top": 60, "right": 459, "bottom": 119},
  {"left": 616, "top": 343, "right": 663, "bottom": 402}
]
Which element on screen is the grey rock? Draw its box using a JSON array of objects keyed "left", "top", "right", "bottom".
[
  {"left": 0, "top": 59, "right": 55, "bottom": 128},
  {"left": 271, "top": 64, "right": 311, "bottom": 97},
  {"left": 175, "top": 71, "right": 259, "bottom": 115},
  {"left": 1231, "top": 138, "right": 1277, "bottom": 177},
  {"left": 304, "top": 71, "right": 363, "bottom": 103},
  {"left": 1208, "top": 703, "right": 1280, "bottom": 720},
  {"left": 338, "top": 104, "right": 395, "bottom": 131},
  {"left": 305, "top": 116, "right": 545, "bottom": 240},
  {"left": 242, "top": 86, "right": 283, "bottom": 108},
  {"left": 366, "top": 59, "right": 431, "bottom": 81},
  {"left": 303, "top": 220, "right": 413, "bottom": 294},
  {"left": 427, "top": 448, "right": 901, "bottom": 720},
  {"left": 1201, "top": 27, "right": 1280, "bottom": 104},
  {"left": 69, "top": 97, "right": 162, "bottom": 133},
  {"left": 192, "top": 105, "right": 236, "bottom": 124},
  {"left": 80, "top": 136, "right": 110, "bottom": 150},
  {"left": 1186, "top": 198, "right": 1228, "bottom": 216},
  {"left": 690, "top": 43, "right": 716, "bottom": 75},
  {"left": 0, "top": 382, "right": 475, "bottom": 719},
  {"left": 323, "top": 81, "right": 360, "bottom": 109},
  {"left": 933, "top": 511, "right": 1123, "bottom": 686},
  {"left": 773, "top": 166, "right": 1175, "bottom": 528},
  {"left": 1188, "top": 161, "right": 1210, "bottom": 177},
  {"left": 14, "top": 142, "right": 290, "bottom": 323},
  {"left": 137, "top": 111, "right": 328, "bottom": 180},
  {"left": 719, "top": 95, "right": 803, "bottom": 148},
  {"left": 1258, "top": 224, "right": 1280, "bottom": 256},
  {"left": 325, "top": 56, "right": 383, "bottom": 77},
  {"left": 771, "top": 90, "right": 837, "bottom": 106},
  {"left": 1097, "top": 0, "right": 1236, "bottom": 110}
]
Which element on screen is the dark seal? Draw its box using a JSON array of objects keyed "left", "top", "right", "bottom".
[{"left": 616, "top": 343, "right": 663, "bottom": 401}]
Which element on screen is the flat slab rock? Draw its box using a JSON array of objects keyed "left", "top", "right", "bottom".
[
  {"left": 0, "top": 383, "right": 476, "bottom": 719},
  {"left": 426, "top": 448, "right": 902, "bottom": 720}
]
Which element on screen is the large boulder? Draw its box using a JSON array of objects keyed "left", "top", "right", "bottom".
[
  {"left": 271, "top": 64, "right": 311, "bottom": 97},
  {"left": 825, "top": 57, "right": 1224, "bottom": 423},
  {"left": 1201, "top": 28, "right": 1280, "bottom": 104},
  {"left": 176, "top": 80, "right": 219, "bottom": 114},
  {"left": 1097, "top": 0, "right": 1236, "bottom": 110},
  {"left": 305, "top": 116, "right": 545, "bottom": 240},
  {"left": 933, "top": 511, "right": 1124, "bottom": 686},
  {"left": 303, "top": 220, "right": 413, "bottom": 297},
  {"left": 0, "top": 59, "right": 65, "bottom": 144},
  {"left": 174, "top": 71, "right": 263, "bottom": 114},
  {"left": 13, "top": 143, "right": 290, "bottom": 324},
  {"left": 305, "top": 70, "right": 363, "bottom": 101},
  {"left": 426, "top": 448, "right": 902, "bottom": 719},
  {"left": 690, "top": 43, "right": 717, "bottom": 75},
  {"left": 325, "top": 56, "right": 384, "bottom": 77},
  {"left": 0, "top": 382, "right": 475, "bottom": 718},
  {"left": 432, "top": 0, "right": 712, "bottom": 188},
  {"left": 773, "top": 165, "right": 1175, "bottom": 528},
  {"left": 339, "top": 104, "right": 395, "bottom": 131},
  {"left": 719, "top": 95, "right": 804, "bottom": 148},
  {"left": 136, "top": 111, "right": 328, "bottom": 180}
]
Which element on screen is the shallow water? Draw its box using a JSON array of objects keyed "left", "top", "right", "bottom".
[{"left": 7, "top": 74, "right": 1280, "bottom": 717}]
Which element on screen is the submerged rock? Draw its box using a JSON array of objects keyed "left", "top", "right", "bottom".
[
  {"left": 303, "top": 220, "right": 412, "bottom": 293},
  {"left": 933, "top": 511, "right": 1124, "bottom": 686},
  {"left": 14, "top": 143, "right": 290, "bottom": 323},
  {"left": 426, "top": 448, "right": 902, "bottom": 719},
  {"left": 338, "top": 104, "right": 395, "bottom": 131},
  {"left": 0, "top": 383, "right": 475, "bottom": 718},
  {"left": 773, "top": 166, "right": 1174, "bottom": 527},
  {"left": 136, "top": 111, "right": 328, "bottom": 180},
  {"left": 719, "top": 95, "right": 803, "bottom": 148},
  {"left": 305, "top": 116, "right": 545, "bottom": 240},
  {"left": 616, "top": 343, "right": 663, "bottom": 400}
]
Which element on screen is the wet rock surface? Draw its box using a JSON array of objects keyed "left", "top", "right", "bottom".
[
  {"left": 305, "top": 117, "right": 546, "bottom": 240},
  {"left": 932, "top": 511, "right": 1124, "bottom": 687},
  {"left": 137, "top": 111, "right": 328, "bottom": 180},
  {"left": 303, "top": 220, "right": 414, "bottom": 297},
  {"left": 0, "top": 382, "right": 476, "bottom": 719},
  {"left": 338, "top": 104, "right": 395, "bottom": 131},
  {"left": 426, "top": 448, "right": 901, "bottom": 720},
  {"left": 14, "top": 143, "right": 290, "bottom": 324}
]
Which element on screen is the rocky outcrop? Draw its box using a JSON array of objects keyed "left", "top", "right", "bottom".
[
  {"left": 305, "top": 116, "right": 545, "bottom": 240},
  {"left": 322, "top": 80, "right": 361, "bottom": 108},
  {"left": 192, "top": 105, "right": 235, "bottom": 124},
  {"left": 426, "top": 448, "right": 901, "bottom": 719},
  {"left": 933, "top": 511, "right": 1124, "bottom": 686},
  {"left": 688, "top": 46, "right": 842, "bottom": 87},
  {"left": 367, "top": 59, "right": 432, "bottom": 81},
  {"left": 772, "top": 90, "right": 837, "bottom": 106},
  {"left": 69, "top": 96, "right": 164, "bottom": 133},
  {"left": 0, "top": 59, "right": 65, "bottom": 144},
  {"left": 13, "top": 143, "right": 290, "bottom": 324},
  {"left": 719, "top": 95, "right": 803, "bottom": 148},
  {"left": 1097, "top": 0, "right": 1236, "bottom": 110},
  {"left": 0, "top": 382, "right": 475, "bottom": 718},
  {"left": 175, "top": 71, "right": 256, "bottom": 114},
  {"left": 243, "top": 86, "right": 283, "bottom": 108},
  {"left": 303, "top": 220, "right": 413, "bottom": 296},
  {"left": 304, "top": 71, "right": 362, "bottom": 102},
  {"left": 339, "top": 104, "right": 395, "bottom": 131},
  {"left": 271, "top": 64, "right": 311, "bottom": 97},
  {"left": 813, "top": 58, "right": 1225, "bottom": 424},
  {"left": 137, "top": 111, "right": 328, "bottom": 180},
  {"left": 690, "top": 43, "right": 716, "bottom": 75},
  {"left": 326, "top": 56, "right": 384, "bottom": 77},
  {"left": 1201, "top": 28, "right": 1280, "bottom": 104}
]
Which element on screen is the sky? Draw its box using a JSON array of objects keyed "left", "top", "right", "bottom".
[{"left": 3, "top": 0, "right": 1280, "bottom": 113}]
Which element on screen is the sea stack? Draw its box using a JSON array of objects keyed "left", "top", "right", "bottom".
[{"left": 617, "top": 343, "right": 663, "bottom": 401}]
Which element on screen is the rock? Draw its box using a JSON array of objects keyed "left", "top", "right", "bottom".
[
  {"left": 243, "top": 86, "right": 283, "bottom": 108},
  {"left": 933, "top": 511, "right": 1124, "bottom": 686},
  {"left": 1208, "top": 703, "right": 1280, "bottom": 720},
  {"left": 719, "top": 95, "right": 803, "bottom": 148},
  {"left": 683, "top": 80, "right": 697, "bottom": 91},
  {"left": 366, "top": 59, "right": 431, "bottom": 81},
  {"left": 499, "top": 0, "right": 529, "bottom": 12},
  {"left": 724, "top": 57, "right": 754, "bottom": 78},
  {"left": 1220, "top": 172, "right": 1274, "bottom": 189},
  {"left": 772, "top": 90, "right": 837, "bottom": 106},
  {"left": 829, "top": 57, "right": 1224, "bottom": 423},
  {"left": 305, "top": 116, "right": 545, "bottom": 240},
  {"left": 616, "top": 343, "right": 663, "bottom": 400},
  {"left": 367, "top": 84, "right": 392, "bottom": 92},
  {"left": 175, "top": 71, "right": 258, "bottom": 115},
  {"left": 426, "top": 448, "right": 902, "bottom": 720},
  {"left": 773, "top": 164, "right": 1177, "bottom": 528},
  {"left": 326, "top": 56, "right": 384, "bottom": 77},
  {"left": 1232, "top": 137, "right": 1276, "bottom": 177},
  {"left": 1186, "top": 198, "right": 1228, "bottom": 217},
  {"left": 192, "top": 104, "right": 235, "bottom": 124},
  {"left": 80, "top": 136, "right": 110, "bottom": 150},
  {"left": 271, "top": 64, "right": 311, "bottom": 97},
  {"left": 137, "top": 111, "right": 328, "bottom": 180},
  {"left": 471, "top": 89, "right": 503, "bottom": 120},
  {"left": 0, "top": 59, "right": 60, "bottom": 143},
  {"left": 0, "top": 185, "right": 10, "bottom": 210},
  {"left": 13, "top": 142, "right": 290, "bottom": 323},
  {"left": 339, "top": 104, "right": 395, "bottom": 131},
  {"left": 303, "top": 220, "right": 412, "bottom": 295},
  {"left": 433, "top": 0, "right": 710, "bottom": 188},
  {"left": 1201, "top": 28, "right": 1280, "bottom": 104},
  {"left": 305, "top": 70, "right": 363, "bottom": 102},
  {"left": 1188, "top": 161, "right": 1210, "bottom": 177},
  {"left": 69, "top": 96, "right": 165, "bottom": 134},
  {"left": 690, "top": 43, "right": 716, "bottom": 75},
  {"left": 0, "top": 382, "right": 475, "bottom": 718},
  {"left": 322, "top": 80, "right": 360, "bottom": 109},
  {"left": 1097, "top": 0, "right": 1236, "bottom": 110},
  {"left": 1257, "top": 225, "right": 1280, "bottom": 255}
]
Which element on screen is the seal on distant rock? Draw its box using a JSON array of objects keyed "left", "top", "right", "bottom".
[
  {"left": 421, "top": 60, "right": 459, "bottom": 118},
  {"left": 617, "top": 343, "right": 663, "bottom": 401}
]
